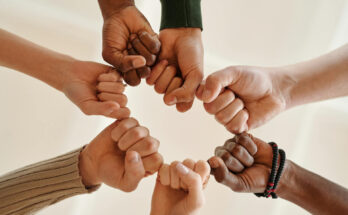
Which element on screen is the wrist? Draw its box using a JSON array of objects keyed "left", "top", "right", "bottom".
[
  {"left": 98, "top": 0, "right": 135, "bottom": 20},
  {"left": 276, "top": 160, "right": 296, "bottom": 198},
  {"left": 270, "top": 66, "right": 298, "bottom": 110},
  {"left": 160, "top": 0, "right": 203, "bottom": 30},
  {"left": 79, "top": 146, "right": 101, "bottom": 187}
]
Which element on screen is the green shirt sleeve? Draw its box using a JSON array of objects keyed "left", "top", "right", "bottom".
[{"left": 160, "top": 0, "right": 203, "bottom": 31}]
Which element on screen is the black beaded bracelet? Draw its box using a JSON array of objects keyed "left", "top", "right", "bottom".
[{"left": 255, "top": 142, "right": 286, "bottom": 199}]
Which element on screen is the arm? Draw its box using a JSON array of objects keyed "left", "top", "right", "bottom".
[
  {"left": 209, "top": 133, "right": 348, "bottom": 214},
  {"left": 197, "top": 43, "right": 348, "bottom": 132},
  {"left": 0, "top": 119, "right": 163, "bottom": 215},
  {"left": 285, "top": 43, "right": 348, "bottom": 108},
  {"left": 0, "top": 29, "right": 130, "bottom": 119},
  {"left": 278, "top": 161, "right": 348, "bottom": 214}
]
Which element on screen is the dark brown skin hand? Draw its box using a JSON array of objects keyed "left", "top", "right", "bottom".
[
  {"left": 100, "top": 3, "right": 161, "bottom": 86},
  {"left": 208, "top": 133, "right": 277, "bottom": 193}
]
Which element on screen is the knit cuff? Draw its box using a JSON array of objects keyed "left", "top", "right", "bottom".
[
  {"left": 0, "top": 147, "right": 100, "bottom": 215},
  {"left": 160, "top": 0, "right": 203, "bottom": 30}
]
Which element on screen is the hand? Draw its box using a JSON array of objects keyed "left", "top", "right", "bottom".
[
  {"left": 151, "top": 160, "right": 210, "bottom": 215},
  {"left": 147, "top": 28, "right": 204, "bottom": 112},
  {"left": 100, "top": 2, "right": 161, "bottom": 86},
  {"left": 208, "top": 133, "right": 289, "bottom": 193},
  {"left": 62, "top": 60, "right": 130, "bottom": 119},
  {"left": 197, "top": 66, "right": 293, "bottom": 132},
  {"left": 79, "top": 118, "right": 163, "bottom": 192}
]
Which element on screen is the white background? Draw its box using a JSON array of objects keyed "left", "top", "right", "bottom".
[{"left": 0, "top": 0, "right": 348, "bottom": 214}]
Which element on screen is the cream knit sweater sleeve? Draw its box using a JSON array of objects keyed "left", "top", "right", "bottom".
[{"left": 0, "top": 147, "right": 100, "bottom": 215}]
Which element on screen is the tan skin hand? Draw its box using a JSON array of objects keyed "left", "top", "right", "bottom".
[
  {"left": 62, "top": 60, "right": 130, "bottom": 119},
  {"left": 151, "top": 160, "right": 210, "bottom": 215},
  {"left": 147, "top": 28, "right": 204, "bottom": 112},
  {"left": 79, "top": 118, "right": 163, "bottom": 192}
]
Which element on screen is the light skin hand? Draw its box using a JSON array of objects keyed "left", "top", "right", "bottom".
[
  {"left": 0, "top": 29, "right": 130, "bottom": 119},
  {"left": 99, "top": 0, "right": 161, "bottom": 86},
  {"left": 79, "top": 118, "right": 163, "bottom": 192},
  {"left": 147, "top": 28, "right": 204, "bottom": 112},
  {"left": 63, "top": 61, "right": 131, "bottom": 119},
  {"left": 151, "top": 160, "right": 210, "bottom": 215},
  {"left": 197, "top": 66, "right": 292, "bottom": 132}
]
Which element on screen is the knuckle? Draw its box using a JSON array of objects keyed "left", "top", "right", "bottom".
[
  {"left": 232, "top": 145, "right": 243, "bottom": 156},
  {"left": 215, "top": 112, "right": 226, "bottom": 124},
  {"left": 206, "top": 75, "right": 220, "bottom": 87},
  {"left": 204, "top": 103, "right": 216, "bottom": 114}
]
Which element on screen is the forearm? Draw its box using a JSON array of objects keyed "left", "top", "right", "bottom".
[
  {"left": 0, "top": 29, "right": 74, "bottom": 91},
  {"left": 98, "top": 0, "right": 134, "bottom": 19},
  {"left": 0, "top": 148, "right": 99, "bottom": 215},
  {"left": 283, "top": 44, "right": 348, "bottom": 108},
  {"left": 277, "top": 160, "right": 348, "bottom": 214}
]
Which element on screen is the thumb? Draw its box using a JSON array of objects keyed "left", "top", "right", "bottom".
[
  {"left": 80, "top": 100, "right": 120, "bottom": 117},
  {"left": 110, "top": 51, "right": 146, "bottom": 73},
  {"left": 164, "top": 72, "right": 203, "bottom": 105},
  {"left": 120, "top": 151, "right": 145, "bottom": 192},
  {"left": 202, "top": 68, "right": 240, "bottom": 103},
  {"left": 208, "top": 156, "right": 243, "bottom": 192},
  {"left": 176, "top": 163, "right": 205, "bottom": 212}
]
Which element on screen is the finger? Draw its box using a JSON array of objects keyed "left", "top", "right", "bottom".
[
  {"left": 159, "top": 164, "right": 171, "bottom": 186},
  {"left": 225, "top": 109, "right": 249, "bottom": 134},
  {"left": 215, "top": 147, "right": 244, "bottom": 172},
  {"left": 109, "top": 107, "right": 131, "bottom": 119},
  {"left": 111, "top": 118, "right": 139, "bottom": 142},
  {"left": 181, "top": 159, "right": 195, "bottom": 190},
  {"left": 170, "top": 161, "right": 181, "bottom": 189},
  {"left": 194, "top": 160, "right": 211, "bottom": 188},
  {"left": 166, "top": 77, "right": 183, "bottom": 94},
  {"left": 124, "top": 70, "right": 141, "bottom": 86},
  {"left": 208, "top": 156, "right": 243, "bottom": 192},
  {"left": 118, "top": 126, "right": 150, "bottom": 151},
  {"left": 80, "top": 100, "right": 120, "bottom": 117},
  {"left": 109, "top": 52, "right": 146, "bottom": 73},
  {"left": 164, "top": 72, "right": 203, "bottom": 105},
  {"left": 139, "top": 31, "right": 161, "bottom": 54},
  {"left": 98, "top": 92, "right": 128, "bottom": 107},
  {"left": 137, "top": 66, "right": 151, "bottom": 78},
  {"left": 215, "top": 98, "right": 244, "bottom": 125},
  {"left": 176, "top": 163, "right": 205, "bottom": 212},
  {"left": 120, "top": 151, "right": 145, "bottom": 192},
  {"left": 195, "top": 83, "right": 205, "bottom": 100},
  {"left": 132, "top": 38, "right": 156, "bottom": 66},
  {"left": 233, "top": 133, "right": 258, "bottom": 155},
  {"left": 98, "top": 70, "right": 122, "bottom": 82},
  {"left": 176, "top": 101, "right": 194, "bottom": 113},
  {"left": 228, "top": 144, "right": 254, "bottom": 167},
  {"left": 127, "top": 136, "right": 160, "bottom": 157},
  {"left": 155, "top": 66, "right": 176, "bottom": 94},
  {"left": 97, "top": 82, "right": 126, "bottom": 94},
  {"left": 146, "top": 60, "right": 168, "bottom": 85},
  {"left": 202, "top": 68, "right": 240, "bottom": 103},
  {"left": 204, "top": 90, "right": 235, "bottom": 115},
  {"left": 142, "top": 153, "right": 163, "bottom": 175}
]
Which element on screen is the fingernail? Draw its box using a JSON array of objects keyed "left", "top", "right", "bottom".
[
  {"left": 208, "top": 159, "right": 219, "bottom": 169},
  {"left": 130, "top": 152, "right": 140, "bottom": 163},
  {"left": 132, "top": 58, "right": 145, "bottom": 68},
  {"left": 202, "top": 89, "right": 212, "bottom": 101},
  {"left": 225, "top": 141, "right": 236, "bottom": 152},
  {"left": 106, "top": 107, "right": 116, "bottom": 116},
  {"left": 176, "top": 163, "right": 189, "bottom": 175},
  {"left": 167, "top": 96, "right": 177, "bottom": 105},
  {"left": 215, "top": 149, "right": 224, "bottom": 157}
]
